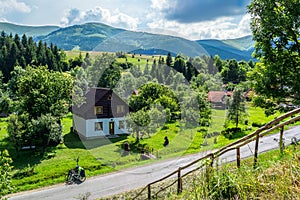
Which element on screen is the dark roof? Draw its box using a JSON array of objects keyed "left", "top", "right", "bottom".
[{"left": 72, "top": 87, "right": 129, "bottom": 119}]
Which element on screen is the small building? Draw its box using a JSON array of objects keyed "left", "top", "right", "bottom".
[
  {"left": 208, "top": 91, "right": 232, "bottom": 109},
  {"left": 72, "top": 88, "right": 130, "bottom": 139},
  {"left": 244, "top": 89, "right": 255, "bottom": 101}
]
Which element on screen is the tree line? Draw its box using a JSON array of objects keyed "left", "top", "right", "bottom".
[{"left": 0, "top": 31, "right": 93, "bottom": 83}]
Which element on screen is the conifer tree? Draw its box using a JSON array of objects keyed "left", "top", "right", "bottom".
[{"left": 166, "top": 52, "right": 172, "bottom": 67}]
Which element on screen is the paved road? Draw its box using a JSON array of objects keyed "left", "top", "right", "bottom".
[{"left": 8, "top": 126, "right": 300, "bottom": 200}]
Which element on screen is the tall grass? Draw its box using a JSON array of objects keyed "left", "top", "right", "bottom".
[
  {"left": 102, "top": 146, "right": 300, "bottom": 200},
  {"left": 176, "top": 148, "right": 300, "bottom": 200}
]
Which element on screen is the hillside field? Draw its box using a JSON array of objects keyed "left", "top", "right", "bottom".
[{"left": 0, "top": 106, "right": 282, "bottom": 193}]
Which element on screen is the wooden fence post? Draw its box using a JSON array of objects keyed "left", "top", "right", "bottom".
[
  {"left": 210, "top": 154, "right": 214, "bottom": 167},
  {"left": 253, "top": 133, "right": 260, "bottom": 169},
  {"left": 236, "top": 147, "right": 240, "bottom": 168},
  {"left": 148, "top": 184, "right": 151, "bottom": 200},
  {"left": 280, "top": 126, "right": 284, "bottom": 154},
  {"left": 177, "top": 168, "right": 182, "bottom": 194},
  {"left": 205, "top": 154, "right": 214, "bottom": 190}
]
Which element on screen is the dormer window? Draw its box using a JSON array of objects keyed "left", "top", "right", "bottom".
[
  {"left": 95, "top": 106, "right": 103, "bottom": 114},
  {"left": 117, "top": 105, "right": 125, "bottom": 113}
]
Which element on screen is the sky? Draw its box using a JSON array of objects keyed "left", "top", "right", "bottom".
[{"left": 0, "top": 0, "right": 252, "bottom": 40}]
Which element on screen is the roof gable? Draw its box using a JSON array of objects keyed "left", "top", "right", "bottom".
[{"left": 73, "top": 87, "right": 129, "bottom": 119}]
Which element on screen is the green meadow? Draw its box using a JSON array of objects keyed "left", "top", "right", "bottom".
[{"left": 0, "top": 105, "right": 283, "bottom": 192}]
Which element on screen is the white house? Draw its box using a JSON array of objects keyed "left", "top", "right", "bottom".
[{"left": 72, "top": 87, "right": 130, "bottom": 139}]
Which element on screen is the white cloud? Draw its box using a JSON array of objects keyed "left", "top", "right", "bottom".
[
  {"left": 61, "top": 6, "right": 139, "bottom": 30},
  {"left": 0, "top": 0, "right": 249, "bottom": 40},
  {"left": 0, "top": 0, "right": 31, "bottom": 14},
  {"left": 150, "top": 0, "right": 173, "bottom": 10},
  {"left": 237, "top": 14, "right": 252, "bottom": 36},
  {"left": 146, "top": 0, "right": 251, "bottom": 40},
  {"left": 150, "top": 0, "right": 250, "bottom": 23},
  {"left": 147, "top": 14, "right": 251, "bottom": 40}
]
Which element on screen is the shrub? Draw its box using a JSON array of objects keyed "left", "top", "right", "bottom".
[
  {"left": 13, "top": 164, "right": 35, "bottom": 179},
  {"left": 221, "top": 127, "right": 245, "bottom": 139},
  {"left": 202, "top": 132, "right": 220, "bottom": 138},
  {"left": 0, "top": 150, "right": 13, "bottom": 197},
  {"left": 252, "top": 122, "right": 266, "bottom": 127}
]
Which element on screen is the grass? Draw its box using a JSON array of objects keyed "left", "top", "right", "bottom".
[
  {"left": 102, "top": 145, "right": 300, "bottom": 200},
  {"left": 2, "top": 114, "right": 113, "bottom": 192},
  {"left": 177, "top": 146, "right": 300, "bottom": 200},
  {"left": 65, "top": 51, "right": 106, "bottom": 59},
  {"left": 195, "top": 105, "right": 281, "bottom": 150},
  {"left": 65, "top": 50, "right": 165, "bottom": 66},
  {"left": 0, "top": 106, "right": 288, "bottom": 194}
]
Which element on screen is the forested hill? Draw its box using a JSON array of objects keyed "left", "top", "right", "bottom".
[
  {"left": 0, "top": 22, "right": 254, "bottom": 61},
  {"left": 36, "top": 23, "right": 125, "bottom": 52}
]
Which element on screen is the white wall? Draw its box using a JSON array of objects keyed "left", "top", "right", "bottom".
[
  {"left": 73, "top": 115, "right": 87, "bottom": 137},
  {"left": 73, "top": 114, "right": 129, "bottom": 138}
]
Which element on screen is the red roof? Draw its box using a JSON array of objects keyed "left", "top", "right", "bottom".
[
  {"left": 208, "top": 91, "right": 232, "bottom": 103},
  {"left": 132, "top": 90, "right": 139, "bottom": 96}
]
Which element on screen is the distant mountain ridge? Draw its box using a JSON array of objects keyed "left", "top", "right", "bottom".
[
  {"left": 0, "top": 22, "right": 59, "bottom": 37},
  {"left": 0, "top": 22, "right": 255, "bottom": 61},
  {"left": 196, "top": 37, "right": 254, "bottom": 61}
]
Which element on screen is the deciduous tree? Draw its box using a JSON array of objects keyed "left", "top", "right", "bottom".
[
  {"left": 129, "top": 82, "right": 179, "bottom": 119},
  {"left": 248, "top": 0, "right": 300, "bottom": 106},
  {"left": 8, "top": 66, "right": 73, "bottom": 151},
  {"left": 126, "top": 108, "right": 150, "bottom": 142}
]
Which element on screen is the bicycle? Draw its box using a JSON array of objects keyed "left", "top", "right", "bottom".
[
  {"left": 66, "top": 167, "right": 86, "bottom": 184},
  {"left": 66, "top": 157, "right": 86, "bottom": 184}
]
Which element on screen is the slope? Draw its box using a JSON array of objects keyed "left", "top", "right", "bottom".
[
  {"left": 222, "top": 35, "right": 254, "bottom": 51},
  {"left": 37, "top": 23, "right": 208, "bottom": 57},
  {"left": 36, "top": 23, "right": 125, "bottom": 51},
  {"left": 0, "top": 22, "right": 59, "bottom": 37},
  {"left": 0, "top": 22, "right": 255, "bottom": 60},
  {"left": 93, "top": 30, "right": 208, "bottom": 57},
  {"left": 196, "top": 39, "right": 254, "bottom": 61}
]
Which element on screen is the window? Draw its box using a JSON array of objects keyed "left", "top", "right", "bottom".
[
  {"left": 117, "top": 105, "right": 125, "bottom": 114},
  {"left": 119, "top": 121, "right": 125, "bottom": 129},
  {"left": 95, "top": 106, "right": 103, "bottom": 114},
  {"left": 108, "top": 95, "right": 112, "bottom": 100},
  {"left": 95, "top": 122, "right": 103, "bottom": 131}
]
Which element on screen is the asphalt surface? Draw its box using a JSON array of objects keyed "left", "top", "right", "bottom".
[{"left": 8, "top": 126, "right": 300, "bottom": 200}]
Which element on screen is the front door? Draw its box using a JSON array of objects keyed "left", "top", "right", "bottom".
[{"left": 109, "top": 122, "right": 115, "bottom": 135}]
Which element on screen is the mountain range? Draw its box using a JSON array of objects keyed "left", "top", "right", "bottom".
[{"left": 0, "top": 22, "right": 255, "bottom": 61}]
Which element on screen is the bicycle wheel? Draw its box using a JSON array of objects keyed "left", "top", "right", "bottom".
[
  {"left": 66, "top": 170, "right": 74, "bottom": 183},
  {"left": 79, "top": 175, "right": 86, "bottom": 182}
]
